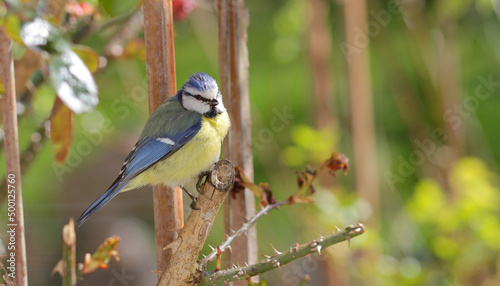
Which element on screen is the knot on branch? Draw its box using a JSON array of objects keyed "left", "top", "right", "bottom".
[{"left": 208, "top": 159, "right": 235, "bottom": 192}]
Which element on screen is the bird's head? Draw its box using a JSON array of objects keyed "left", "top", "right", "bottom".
[{"left": 180, "top": 72, "right": 226, "bottom": 118}]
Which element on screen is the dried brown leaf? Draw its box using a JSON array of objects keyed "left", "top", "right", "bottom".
[
  {"left": 324, "top": 152, "right": 349, "bottom": 175},
  {"left": 80, "top": 236, "right": 121, "bottom": 275},
  {"left": 50, "top": 98, "right": 73, "bottom": 163}
]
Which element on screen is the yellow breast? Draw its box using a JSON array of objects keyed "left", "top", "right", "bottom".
[{"left": 125, "top": 112, "right": 230, "bottom": 190}]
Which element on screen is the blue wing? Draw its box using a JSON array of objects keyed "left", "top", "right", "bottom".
[{"left": 76, "top": 120, "right": 202, "bottom": 227}]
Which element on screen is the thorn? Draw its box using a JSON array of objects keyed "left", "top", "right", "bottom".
[
  {"left": 273, "top": 260, "right": 281, "bottom": 268},
  {"left": 232, "top": 264, "right": 237, "bottom": 269},
  {"left": 335, "top": 226, "right": 341, "bottom": 232},
  {"left": 237, "top": 270, "right": 244, "bottom": 276},
  {"left": 262, "top": 254, "right": 271, "bottom": 259},
  {"left": 244, "top": 262, "right": 249, "bottom": 266},
  {"left": 347, "top": 236, "right": 351, "bottom": 247},
  {"left": 202, "top": 254, "right": 206, "bottom": 258},
  {"left": 270, "top": 243, "right": 282, "bottom": 255},
  {"left": 319, "top": 235, "right": 324, "bottom": 242},
  {"left": 309, "top": 241, "right": 317, "bottom": 248},
  {"left": 227, "top": 245, "right": 232, "bottom": 253},
  {"left": 316, "top": 245, "right": 322, "bottom": 255},
  {"left": 209, "top": 245, "right": 215, "bottom": 251},
  {"left": 233, "top": 275, "right": 239, "bottom": 279},
  {"left": 224, "top": 234, "right": 229, "bottom": 239},
  {"left": 229, "top": 228, "right": 235, "bottom": 234}
]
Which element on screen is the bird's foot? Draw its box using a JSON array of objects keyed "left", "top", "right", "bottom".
[
  {"left": 181, "top": 186, "right": 200, "bottom": 210},
  {"left": 196, "top": 170, "right": 212, "bottom": 194}
]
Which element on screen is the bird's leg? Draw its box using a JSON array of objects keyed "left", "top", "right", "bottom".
[
  {"left": 196, "top": 170, "right": 212, "bottom": 194},
  {"left": 181, "top": 186, "right": 200, "bottom": 210}
]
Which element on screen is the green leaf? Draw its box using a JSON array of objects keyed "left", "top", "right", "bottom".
[
  {"left": 71, "top": 45, "right": 99, "bottom": 73},
  {"left": 99, "top": 0, "right": 138, "bottom": 16},
  {"left": 49, "top": 49, "right": 99, "bottom": 113},
  {"left": 50, "top": 98, "right": 74, "bottom": 163},
  {"left": 20, "top": 17, "right": 68, "bottom": 54},
  {"left": 0, "top": 14, "right": 23, "bottom": 44}
]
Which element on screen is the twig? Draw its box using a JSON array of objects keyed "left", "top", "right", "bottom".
[
  {"left": 51, "top": 219, "right": 77, "bottom": 286},
  {"left": 199, "top": 223, "right": 365, "bottom": 283},
  {"left": 200, "top": 199, "right": 287, "bottom": 269},
  {"left": 62, "top": 219, "right": 77, "bottom": 286},
  {"left": 103, "top": 9, "right": 143, "bottom": 58},
  {"left": 99, "top": 8, "right": 141, "bottom": 32},
  {"left": 0, "top": 27, "right": 28, "bottom": 286}
]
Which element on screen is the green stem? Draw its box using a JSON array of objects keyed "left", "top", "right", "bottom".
[{"left": 200, "top": 223, "right": 365, "bottom": 283}]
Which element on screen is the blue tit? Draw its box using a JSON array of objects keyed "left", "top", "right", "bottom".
[{"left": 77, "top": 72, "right": 230, "bottom": 226}]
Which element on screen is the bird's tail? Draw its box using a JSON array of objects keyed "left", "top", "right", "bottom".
[{"left": 76, "top": 181, "right": 125, "bottom": 227}]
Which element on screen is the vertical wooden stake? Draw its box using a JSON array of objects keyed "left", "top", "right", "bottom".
[
  {"left": 344, "top": 0, "right": 379, "bottom": 220},
  {"left": 308, "top": 0, "right": 335, "bottom": 128},
  {"left": 217, "top": 0, "right": 258, "bottom": 282},
  {"left": 0, "top": 28, "right": 28, "bottom": 286},
  {"left": 143, "top": 0, "right": 183, "bottom": 274}
]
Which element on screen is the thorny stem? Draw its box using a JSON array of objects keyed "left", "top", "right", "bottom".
[
  {"left": 200, "top": 199, "right": 287, "bottom": 269},
  {"left": 199, "top": 223, "right": 365, "bottom": 283}
]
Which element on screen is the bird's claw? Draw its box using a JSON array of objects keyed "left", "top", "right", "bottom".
[
  {"left": 181, "top": 186, "right": 200, "bottom": 210},
  {"left": 196, "top": 170, "right": 211, "bottom": 194},
  {"left": 190, "top": 197, "right": 200, "bottom": 210}
]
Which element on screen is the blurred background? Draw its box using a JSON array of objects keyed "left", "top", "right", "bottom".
[{"left": 2, "top": 0, "right": 500, "bottom": 285}]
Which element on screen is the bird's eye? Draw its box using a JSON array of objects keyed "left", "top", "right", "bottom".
[{"left": 194, "top": 94, "right": 204, "bottom": 100}]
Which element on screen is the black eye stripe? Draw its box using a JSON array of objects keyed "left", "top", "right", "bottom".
[{"left": 185, "top": 91, "right": 213, "bottom": 103}]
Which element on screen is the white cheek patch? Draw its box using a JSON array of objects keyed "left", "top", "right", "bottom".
[
  {"left": 156, "top": 137, "right": 175, "bottom": 145},
  {"left": 182, "top": 95, "right": 211, "bottom": 114},
  {"left": 184, "top": 86, "right": 218, "bottom": 100},
  {"left": 215, "top": 93, "right": 226, "bottom": 112}
]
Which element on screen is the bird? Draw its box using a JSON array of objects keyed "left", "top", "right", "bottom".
[{"left": 76, "top": 72, "right": 230, "bottom": 227}]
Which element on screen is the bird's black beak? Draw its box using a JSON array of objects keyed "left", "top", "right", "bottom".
[{"left": 209, "top": 99, "right": 219, "bottom": 106}]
